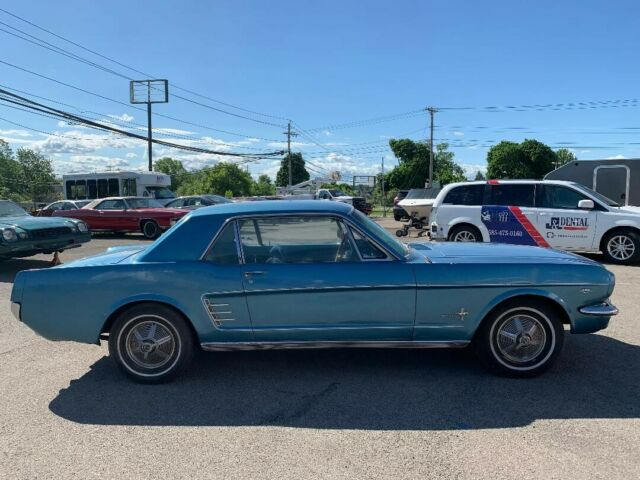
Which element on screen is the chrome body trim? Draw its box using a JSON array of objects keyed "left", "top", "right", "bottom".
[
  {"left": 200, "top": 340, "right": 470, "bottom": 351},
  {"left": 578, "top": 301, "right": 619, "bottom": 316},
  {"left": 11, "top": 302, "right": 20, "bottom": 321},
  {"left": 201, "top": 296, "right": 236, "bottom": 327}
]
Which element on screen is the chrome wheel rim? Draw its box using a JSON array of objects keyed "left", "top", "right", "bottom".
[
  {"left": 453, "top": 230, "right": 476, "bottom": 242},
  {"left": 607, "top": 235, "right": 635, "bottom": 260},
  {"left": 125, "top": 320, "right": 176, "bottom": 369},
  {"left": 495, "top": 314, "right": 546, "bottom": 364}
]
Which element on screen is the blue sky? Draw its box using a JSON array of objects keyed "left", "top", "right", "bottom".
[{"left": 1, "top": 0, "right": 640, "bottom": 181}]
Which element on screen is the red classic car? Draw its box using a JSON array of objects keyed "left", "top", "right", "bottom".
[{"left": 53, "top": 197, "right": 187, "bottom": 239}]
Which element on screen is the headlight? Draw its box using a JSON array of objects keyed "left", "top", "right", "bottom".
[
  {"left": 76, "top": 221, "right": 89, "bottom": 233},
  {"left": 2, "top": 228, "right": 18, "bottom": 242}
]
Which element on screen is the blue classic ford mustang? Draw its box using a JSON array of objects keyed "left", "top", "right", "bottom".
[{"left": 11, "top": 201, "right": 618, "bottom": 382}]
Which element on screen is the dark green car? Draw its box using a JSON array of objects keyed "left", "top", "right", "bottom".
[{"left": 0, "top": 200, "right": 91, "bottom": 260}]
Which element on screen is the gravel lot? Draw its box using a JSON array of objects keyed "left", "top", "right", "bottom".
[{"left": 1, "top": 226, "right": 638, "bottom": 479}]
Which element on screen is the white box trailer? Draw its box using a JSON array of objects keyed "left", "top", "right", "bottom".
[
  {"left": 545, "top": 159, "right": 640, "bottom": 206},
  {"left": 62, "top": 171, "right": 176, "bottom": 205}
]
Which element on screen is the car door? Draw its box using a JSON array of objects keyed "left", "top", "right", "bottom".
[
  {"left": 237, "top": 215, "right": 416, "bottom": 342},
  {"left": 93, "top": 199, "right": 128, "bottom": 231},
  {"left": 481, "top": 183, "right": 545, "bottom": 246},
  {"left": 534, "top": 184, "right": 598, "bottom": 251}
]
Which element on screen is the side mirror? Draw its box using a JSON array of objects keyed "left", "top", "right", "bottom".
[{"left": 578, "top": 199, "right": 594, "bottom": 210}]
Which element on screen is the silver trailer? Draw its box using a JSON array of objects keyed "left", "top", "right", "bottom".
[{"left": 545, "top": 158, "right": 640, "bottom": 206}]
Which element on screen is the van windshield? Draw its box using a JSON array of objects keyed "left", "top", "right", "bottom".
[
  {"left": 146, "top": 186, "right": 175, "bottom": 199},
  {"left": 570, "top": 183, "right": 620, "bottom": 207}
]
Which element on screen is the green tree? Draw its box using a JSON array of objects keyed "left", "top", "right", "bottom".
[
  {"left": 0, "top": 140, "right": 23, "bottom": 199},
  {"left": 177, "top": 162, "right": 253, "bottom": 197},
  {"left": 275, "top": 153, "right": 310, "bottom": 186},
  {"left": 486, "top": 139, "right": 556, "bottom": 180},
  {"left": 9, "top": 147, "right": 56, "bottom": 202},
  {"left": 385, "top": 139, "right": 465, "bottom": 189},
  {"left": 555, "top": 148, "right": 577, "bottom": 168},
  {"left": 474, "top": 170, "right": 486, "bottom": 181},
  {"left": 252, "top": 174, "right": 276, "bottom": 196},
  {"left": 154, "top": 157, "right": 187, "bottom": 191}
]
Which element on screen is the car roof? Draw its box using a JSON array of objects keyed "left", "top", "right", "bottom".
[
  {"left": 446, "top": 179, "right": 578, "bottom": 187},
  {"left": 189, "top": 200, "right": 353, "bottom": 217}
]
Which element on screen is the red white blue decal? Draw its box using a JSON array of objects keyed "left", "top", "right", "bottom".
[{"left": 480, "top": 206, "right": 550, "bottom": 247}]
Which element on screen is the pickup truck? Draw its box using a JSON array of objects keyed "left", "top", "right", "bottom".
[{"left": 316, "top": 188, "right": 372, "bottom": 215}]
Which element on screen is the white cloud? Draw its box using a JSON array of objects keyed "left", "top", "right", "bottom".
[
  {"left": 459, "top": 163, "right": 487, "bottom": 179},
  {"left": 54, "top": 155, "right": 130, "bottom": 174},
  {"left": 267, "top": 141, "right": 311, "bottom": 149},
  {"left": 125, "top": 152, "right": 138, "bottom": 158},
  {"left": 0, "top": 129, "right": 31, "bottom": 137},
  {"left": 153, "top": 127, "right": 195, "bottom": 135},
  {"left": 607, "top": 154, "right": 627, "bottom": 160},
  {"left": 109, "top": 113, "right": 134, "bottom": 122},
  {"left": 322, "top": 130, "right": 333, "bottom": 137},
  {"left": 453, "top": 131, "right": 464, "bottom": 137}
]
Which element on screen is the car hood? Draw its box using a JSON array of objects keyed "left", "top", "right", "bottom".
[
  {"left": 408, "top": 241, "right": 598, "bottom": 265},
  {"left": 56, "top": 244, "right": 147, "bottom": 268},
  {"left": 617, "top": 206, "right": 640, "bottom": 215},
  {"left": 0, "top": 215, "right": 78, "bottom": 230}
]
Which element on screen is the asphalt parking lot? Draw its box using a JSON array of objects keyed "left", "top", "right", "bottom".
[{"left": 1, "top": 226, "right": 638, "bottom": 479}]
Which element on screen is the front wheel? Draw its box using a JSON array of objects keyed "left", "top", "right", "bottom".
[
  {"left": 602, "top": 230, "right": 640, "bottom": 265},
  {"left": 108, "top": 304, "right": 195, "bottom": 383},
  {"left": 475, "top": 300, "right": 564, "bottom": 377}
]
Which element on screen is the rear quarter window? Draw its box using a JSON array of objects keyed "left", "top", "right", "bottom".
[{"left": 443, "top": 185, "right": 484, "bottom": 205}]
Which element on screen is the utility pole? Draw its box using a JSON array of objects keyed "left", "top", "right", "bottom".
[
  {"left": 146, "top": 102, "right": 152, "bottom": 172},
  {"left": 426, "top": 106, "right": 437, "bottom": 188},
  {"left": 283, "top": 121, "right": 298, "bottom": 186},
  {"left": 381, "top": 156, "right": 386, "bottom": 217}
]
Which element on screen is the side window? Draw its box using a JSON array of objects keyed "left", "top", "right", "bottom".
[
  {"left": 49, "top": 202, "right": 62, "bottom": 211},
  {"left": 488, "top": 184, "right": 535, "bottom": 207},
  {"left": 541, "top": 185, "right": 588, "bottom": 209},
  {"left": 204, "top": 223, "right": 239, "bottom": 265},
  {"left": 107, "top": 178, "right": 119, "bottom": 196},
  {"left": 443, "top": 185, "right": 484, "bottom": 205},
  {"left": 238, "top": 216, "right": 356, "bottom": 264},
  {"left": 65, "top": 181, "right": 74, "bottom": 199},
  {"left": 350, "top": 228, "right": 387, "bottom": 260},
  {"left": 96, "top": 199, "right": 125, "bottom": 210},
  {"left": 62, "top": 202, "right": 75, "bottom": 210},
  {"left": 97, "top": 179, "right": 108, "bottom": 198},
  {"left": 87, "top": 179, "right": 97, "bottom": 199}
]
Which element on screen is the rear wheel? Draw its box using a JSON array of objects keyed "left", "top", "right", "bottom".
[
  {"left": 448, "top": 224, "right": 482, "bottom": 242},
  {"left": 108, "top": 304, "right": 195, "bottom": 383},
  {"left": 475, "top": 300, "right": 564, "bottom": 377},
  {"left": 602, "top": 230, "right": 640, "bottom": 265},
  {"left": 141, "top": 220, "right": 160, "bottom": 239}
]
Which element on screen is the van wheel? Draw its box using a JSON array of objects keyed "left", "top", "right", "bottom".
[
  {"left": 602, "top": 230, "right": 640, "bottom": 264},
  {"left": 475, "top": 300, "right": 564, "bottom": 377},
  {"left": 108, "top": 304, "right": 195, "bottom": 383},
  {"left": 141, "top": 220, "right": 160, "bottom": 239},
  {"left": 448, "top": 225, "right": 481, "bottom": 242}
]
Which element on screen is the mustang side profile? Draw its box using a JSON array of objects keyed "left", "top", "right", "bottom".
[{"left": 11, "top": 201, "right": 618, "bottom": 382}]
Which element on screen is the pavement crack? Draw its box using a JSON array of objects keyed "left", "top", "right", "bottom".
[{"left": 263, "top": 382, "right": 339, "bottom": 425}]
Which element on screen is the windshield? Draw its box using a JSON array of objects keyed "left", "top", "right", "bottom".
[
  {"left": 127, "top": 198, "right": 163, "bottom": 209},
  {"left": 570, "top": 183, "right": 620, "bottom": 207},
  {"left": 328, "top": 189, "right": 347, "bottom": 197},
  {"left": 145, "top": 186, "right": 175, "bottom": 199},
  {"left": 204, "top": 195, "right": 232, "bottom": 204},
  {"left": 0, "top": 200, "right": 29, "bottom": 217},
  {"left": 405, "top": 188, "right": 441, "bottom": 200},
  {"left": 351, "top": 209, "right": 408, "bottom": 258}
]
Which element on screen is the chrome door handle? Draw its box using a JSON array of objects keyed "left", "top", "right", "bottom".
[{"left": 243, "top": 271, "right": 266, "bottom": 278}]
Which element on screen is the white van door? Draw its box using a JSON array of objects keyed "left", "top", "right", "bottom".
[{"left": 534, "top": 184, "right": 598, "bottom": 251}]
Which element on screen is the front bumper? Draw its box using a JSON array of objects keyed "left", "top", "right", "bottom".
[
  {"left": 0, "top": 232, "right": 91, "bottom": 258},
  {"left": 578, "top": 301, "right": 619, "bottom": 316}
]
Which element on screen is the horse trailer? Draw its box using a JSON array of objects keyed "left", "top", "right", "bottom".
[{"left": 545, "top": 159, "right": 640, "bottom": 206}]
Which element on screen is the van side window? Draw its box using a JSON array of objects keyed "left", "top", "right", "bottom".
[
  {"left": 488, "top": 184, "right": 535, "bottom": 207},
  {"left": 443, "top": 185, "right": 484, "bottom": 205},
  {"left": 540, "top": 185, "right": 589, "bottom": 209}
]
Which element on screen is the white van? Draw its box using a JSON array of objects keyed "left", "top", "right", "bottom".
[{"left": 429, "top": 180, "right": 640, "bottom": 264}]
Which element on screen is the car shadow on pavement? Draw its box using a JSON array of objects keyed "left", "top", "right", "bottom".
[
  {"left": 0, "top": 259, "right": 53, "bottom": 283},
  {"left": 49, "top": 333, "right": 639, "bottom": 430}
]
